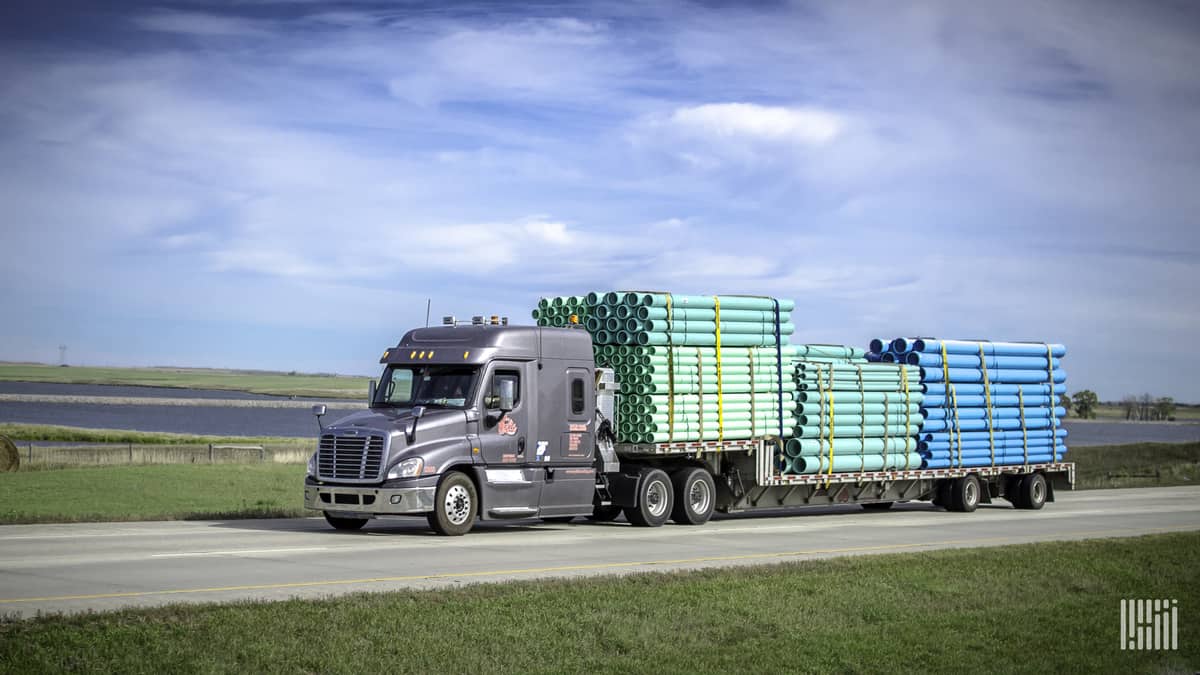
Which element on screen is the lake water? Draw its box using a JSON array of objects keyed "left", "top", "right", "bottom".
[{"left": 1, "top": 383, "right": 1197, "bottom": 445}]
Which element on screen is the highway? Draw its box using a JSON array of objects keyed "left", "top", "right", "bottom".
[{"left": 1, "top": 486, "right": 1197, "bottom": 618}]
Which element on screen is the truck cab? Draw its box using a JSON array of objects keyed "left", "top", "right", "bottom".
[{"left": 304, "top": 323, "right": 599, "bottom": 535}]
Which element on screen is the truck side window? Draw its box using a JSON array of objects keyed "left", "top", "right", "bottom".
[
  {"left": 570, "top": 377, "right": 585, "bottom": 415},
  {"left": 487, "top": 371, "right": 520, "bottom": 409}
]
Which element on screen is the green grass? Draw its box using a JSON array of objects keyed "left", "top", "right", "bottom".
[
  {"left": 0, "top": 423, "right": 309, "bottom": 446},
  {"left": 0, "top": 363, "right": 369, "bottom": 399},
  {"left": 0, "top": 464, "right": 308, "bottom": 524},
  {"left": 1072, "top": 442, "right": 1200, "bottom": 489},
  {"left": 1, "top": 533, "right": 1196, "bottom": 674}
]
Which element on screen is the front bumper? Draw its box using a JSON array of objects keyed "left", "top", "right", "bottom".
[{"left": 304, "top": 477, "right": 438, "bottom": 516}]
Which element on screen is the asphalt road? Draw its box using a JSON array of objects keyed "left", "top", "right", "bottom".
[{"left": 2, "top": 486, "right": 1198, "bottom": 618}]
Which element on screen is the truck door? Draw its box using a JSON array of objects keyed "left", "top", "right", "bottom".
[
  {"left": 476, "top": 361, "right": 541, "bottom": 518},
  {"left": 537, "top": 365, "right": 597, "bottom": 517}
]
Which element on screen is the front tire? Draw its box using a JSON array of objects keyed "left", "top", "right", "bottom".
[
  {"left": 625, "top": 468, "right": 673, "bottom": 527},
  {"left": 324, "top": 513, "right": 368, "bottom": 531},
  {"left": 670, "top": 467, "right": 715, "bottom": 525},
  {"left": 427, "top": 472, "right": 478, "bottom": 536}
]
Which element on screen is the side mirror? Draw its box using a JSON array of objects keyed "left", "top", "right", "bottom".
[
  {"left": 406, "top": 405, "right": 425, "bottom": 444},
  {"left": 367, "top": 380, "right": 377, "bottom": 404},
  {"left": 412, "top": 405, "right": 426, "bottom": 419},
  {"left": 499, "top": 379, "right": 515, "bottom": 412},
  {"left": 311, "top": 404, "right": 326, "bottom": 432}
]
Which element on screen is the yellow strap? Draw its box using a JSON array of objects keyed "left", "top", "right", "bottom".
[
  {"left": 856, "top": 364, "right": 866, "bottom": 472},
  {"left": 950, "top": 384, "right": 964, "bottom": 468},
  {"left": 696, "top": 347, "right": 704, "bottom": 443},
  {"left": 942, "top": 342, "right": 961, "bottom": 467},
  {"left": 747, "top": 348, "right": 757, "bottom": 438},
  {"left": 882, "top": 384, "right": 890, "bottom": 466},
  {"left": 825, "top": 366, "right": 835, "bottom": 482},
  {"left": 713, "top": 296, "right": 724, "bottom": 442},
  {"left": 1047, "top": 343, "right": 1058, "bottom": 461},
  {"left": 901, "top": 366, "right": 911, "bottom": 470},
  {"left": 979, "top": 344, "right": 996, "bottom": 466},
  {"left": 1018, "top": 387, "right": 1029, "bottom": 466},
  {"left": 666, "top": 294, "right": 675, "bottom": 442}
]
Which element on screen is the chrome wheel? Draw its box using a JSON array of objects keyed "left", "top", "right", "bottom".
[
  {"left": 445, "top": 484, "right": 472, "bottom": 525},
  {"left": 688, "top": 478, "right": 712, "bottom": 516},
  {"left": 645, "top": 478, "right": 669, "bottom": 518}
]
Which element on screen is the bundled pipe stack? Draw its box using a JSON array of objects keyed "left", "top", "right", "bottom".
[
  {"left": 531, "top": 296, "right": 589, "bottom": 328},
  {"left": 872, "top": 338, "right": 1068, "bottom": 469},
  {"left": 783, "top": 345, "right": 925, "bottom": 474},
  {"left": 534, "top": 292, "right": 796, "bottom": 444}
]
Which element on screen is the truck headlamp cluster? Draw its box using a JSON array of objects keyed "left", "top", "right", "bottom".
[
  {"left": 306, "top": 452, "right": 317, "bottom": 477},
  {"left": 387, "top": 457, "right": 425, "bottom": 479}
]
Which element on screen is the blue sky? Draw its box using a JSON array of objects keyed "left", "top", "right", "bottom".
[{"left": 1, "top": 1, "right": 1198, "bottom": 401}]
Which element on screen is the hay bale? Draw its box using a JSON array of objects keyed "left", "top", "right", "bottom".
[{"left": 0, "top": 435, "right": 18, "bottom": 472}]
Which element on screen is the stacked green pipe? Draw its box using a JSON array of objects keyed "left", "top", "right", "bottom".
[
  {"left": 784, "top": 349, "right": 926, "bottom": 475},
  {"left": 534, "top": 292, "right": 797, "bottom": 443}
]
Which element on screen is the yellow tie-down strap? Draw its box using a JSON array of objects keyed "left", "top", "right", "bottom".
[
  {"left": 978, "top": 344, "right": 995, "bottom": 466},
  {"left": 665, "top": 293, "right": 675, "bottom": 442},
  {"left": 1047, "top": 343, "right": 1058, "bottom": 460},
  {"left": 901, "top": 365, "right": 911, "bottom": 470},
  {"left": 713, "top": 296, "right": 724, "bottom": 443},
  {"left": 825, "top": 365, "right": 836, "bottom": 487}
]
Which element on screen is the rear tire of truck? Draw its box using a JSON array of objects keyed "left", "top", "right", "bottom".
[
  {"left": 1015, "top": 473, "right": 1047, "bottom": 510},
  {"left": 427, "top": 472, "right": 478, "bottom": 536},
  {"left": 948, "top": 475, "right": 980, "bottom": 513},
  {"left": 670, "top": 467, "right": 715, "bottom": 525},
  {"left": 625, "top": 468, "right": 673, "bottom": 527},
  {"left": 323, "top": 513, "right": 368, "bottom": 531}
]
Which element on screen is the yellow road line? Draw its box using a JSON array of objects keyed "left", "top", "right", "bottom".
[{"left": 0, "top": 526, "right": 1189, "bottom": 605}]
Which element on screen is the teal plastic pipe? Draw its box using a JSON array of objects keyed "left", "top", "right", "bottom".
[
  {"left": 642, "top": 320, "right": 796, "bottom": 335},
  {"left": 796, "top": 402, "right": 920, "bottom": 415},
  {"left": 637, "top": 293, "right": 797, "bottom": 312},
  {"left": 794, "top": 424, "right": 917, "bottom": 438},
  {"left": 797, "top": 413, "right": 921, "bottom": 427},
  {"left": 789, "top": 452, "right": 923, "bottom": 474},
  {"left": 797, "top": 391, "right": 925, "bottom": 404},
  {"left": 638, "top": 307, "right": 793, "bottom": 323},
  {"left": 785, "top": 437, "right": 918, "bottom": 458}
]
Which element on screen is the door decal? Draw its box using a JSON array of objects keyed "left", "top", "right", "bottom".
[{"left": 498, "top": 416, "right": 518, "bottom": 436}]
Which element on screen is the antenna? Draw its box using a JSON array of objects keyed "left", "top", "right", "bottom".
[
  {"left": 425, "top": 299, "right": 431, "bottom": 327},
  {"left": 58, "top": 345, "right": 67, "bottom": 366}
]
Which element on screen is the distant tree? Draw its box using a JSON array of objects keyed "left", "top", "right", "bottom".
[
  {"left": 1154, "top": 397, "right": 1176, "bottom": 422},
  {"left": 1121, "top": 395, "right": 1139, "bottom": 420},
  {"left": 1059, "top": 394, "right": 1072, "bottom": 416},
  {"left": 1072, "top": 390, "right": 1099, "bottom": 419},
  {"left": 1140, "top": 393, "right": 1154, "bottom": 421}
]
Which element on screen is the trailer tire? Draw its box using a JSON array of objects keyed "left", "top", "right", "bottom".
[
  {"left": 1015, "top": 473, "right": 1047, "bottom": 510},
  {"left": 427, "top": 472, "right": 477, "bottom": 536},
  {"left": 624, "top": 468, "right": 673, "bottom": 527},
  {"left": 588, "top": 504, "right": 623, "bottom": 522},
  {"left": 670, "top": 467, "right": 716, "bottom": 525},
  {"left": 323, "top": 513, "right": 368, "bottom": 531},
  {"left": 862, "top": 501, "right": 894, "bottom": 511},
  {"left": 948, "top": 475, "right": 980, "bottom": 513}
]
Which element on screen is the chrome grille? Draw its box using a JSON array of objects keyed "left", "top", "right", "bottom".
[{"left": 318, "top": 433, "right": 386, "bottom": 481}]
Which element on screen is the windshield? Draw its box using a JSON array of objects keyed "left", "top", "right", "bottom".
[{"left": 375, "top": 365, "right": 478, "bottom": 409}]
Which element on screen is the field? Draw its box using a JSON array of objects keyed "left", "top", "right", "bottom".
[
  {"left": 1090, "top": 403, "right": 1200, "bottom": 421},
  {"left": 0, "top": 464, "right": 307, "bottom": 524},
  {"left": 1071, "top": 442, "right": 1200, "bottom": 489},
  {"left": 0, "top": 423, "right": 311, "bottom": 446},
  {"left": 1, "top": 532, "right": 1195, "bottom": 673},
  {"left": 0, "top": 363, "right": 369, "bottom": 399}
]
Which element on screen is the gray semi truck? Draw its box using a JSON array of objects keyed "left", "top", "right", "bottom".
[{"left": 303, "top": 321, "right": 1074, "bottom": 535}]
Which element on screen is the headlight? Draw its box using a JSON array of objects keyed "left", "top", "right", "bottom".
[
  {"left": 306, "top": 452, "right": 317, "bottom": 477},
  {"left": 387, "top": 457, "right": 424, "bottom": 479}
]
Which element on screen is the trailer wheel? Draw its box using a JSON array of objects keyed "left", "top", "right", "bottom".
[
  {"left": 1015, "top": 473, "right": 1047, "bottom": 510},
  {"left": 323, "top": 513, "right": 368, "bottom": 531},
  {"left": 625, "top": 468, "right": 673, "bottom": 527},
  {"left": 861, "top": 502, "right": 894, "bottom": 511},
  {"left": 948, "top": 475, "right": 980, "bottom": 513},
  {"left": 670, "top": 467, "right": 716, "bottom": 525},
  {"left": 588, "top": 504, "right": 623, "bottom": 522},
  {"left": 427, "top": 472, "right": 477, "bottom": 536}
]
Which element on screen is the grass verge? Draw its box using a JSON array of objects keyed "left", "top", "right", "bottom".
[
  {"left": 1072, "top": 442, "right": 1200, "bottom": 489},
  {"left": 1, "top": 533, "right": 1197, "bottom": 673},
  {"left": 0, "top": 423, "right": 306, "bottom": 446},
  {"left": 0, "top": 363, "right": 368, "bottom": 399},
  {"left": 0, "top": 464, "right": 307, "bottom": 524}
]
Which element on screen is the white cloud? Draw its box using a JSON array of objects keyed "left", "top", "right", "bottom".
[
  {"left": 133, "top": 10, "right": 271, "bottom": 38},
  {"left": 669, "top": 103, "right": 844, "bottom": 145}
]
